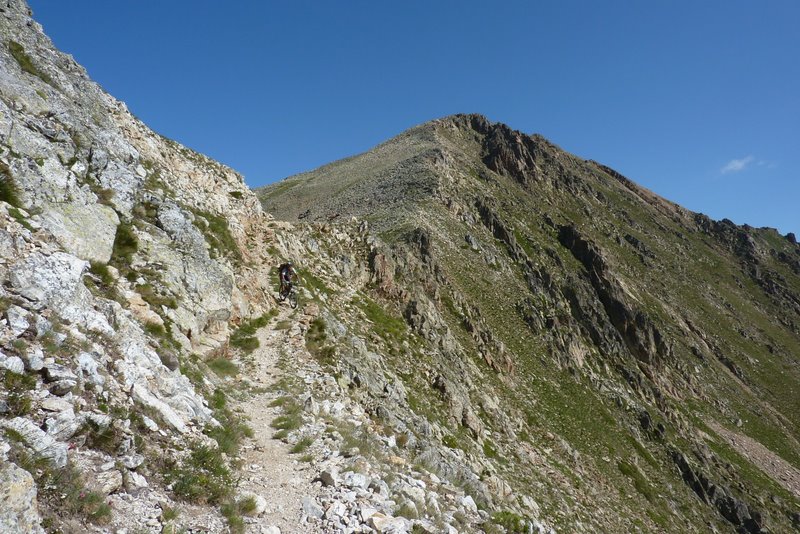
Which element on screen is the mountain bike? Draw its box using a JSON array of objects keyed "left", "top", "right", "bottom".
[{"left": 279, "top": 283, "right": 299, "bottom": 309}]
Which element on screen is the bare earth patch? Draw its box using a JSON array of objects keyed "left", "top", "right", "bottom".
[{"left": 708, "top": 421, "right": 800, "bottom": 499}]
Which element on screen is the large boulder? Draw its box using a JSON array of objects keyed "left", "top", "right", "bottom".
[
  {"left": 38, "top": 202, "right": 119, "bottom": 263},
  {"left": 8, "top": 251, "right": 113, "bottom": 334},
  {"left": 0, "top": 459, "right": 45, "bottom": 534}
]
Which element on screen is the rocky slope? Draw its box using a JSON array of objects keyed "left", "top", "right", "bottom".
[
  {"left": 259, "top": 115, "right": 800, "bottom": 532},
  {"left": 0, "top": 2, "right": 551, "bottom": 533},
  {"left": 0, "top": 1, "right": 279, "bottom": 531}
]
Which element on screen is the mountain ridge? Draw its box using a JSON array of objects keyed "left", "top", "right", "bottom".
[{"left": 259, "top": 112, "right": 800, "bottom": 532}]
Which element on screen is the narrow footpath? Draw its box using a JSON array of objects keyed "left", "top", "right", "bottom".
[{"left": 234, "top": 306, "right": 320, "bottom": 534}]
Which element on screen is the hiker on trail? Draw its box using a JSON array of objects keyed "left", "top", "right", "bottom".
[{"left": 278, "top": 261, "right": 298, "bottom": 298}]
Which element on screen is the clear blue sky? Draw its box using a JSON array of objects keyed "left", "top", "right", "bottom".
[{"left": 28, "top": 1, "right": 799, "bottom": 234}]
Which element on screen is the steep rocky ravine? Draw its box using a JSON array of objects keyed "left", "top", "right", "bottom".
[{"left": 2, "top": 1, "right": 800, "bottom": 534}]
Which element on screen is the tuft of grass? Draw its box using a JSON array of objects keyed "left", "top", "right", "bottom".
[
  {"left": 295, "top": 268, "right": 330, "bottom": 296},
  {"left": 220, "top": 503, "right": 244, "bottom": 534},
  {"left": 357, "top": 296, "right": 408, "bottom": 340},
  {"left": 442, "top": 434, "right": 460, "bottom": 449},
  {"left": 161, "top": 506, "right": 179, "bottom": 522},
  {"left": 482, "top": 439, "right": 499, "bottom": 459},
  {"left": 9, "top": 40, "right": 53, "bottom": 85},
  {"left": 220, "top": 495, "right": 258, "bottom": 534},
  {"left": 207, "top": 358, "right": 238, "bottom": 377},
  {"left": 290, "top": 436, "right": 314, "bottom": 454},
  {"left": 135, "top": 283, "right": 178, "bottom": 310},
  {"left": 89, "top": 262, "right": 115, "bottom": 287},
  {"left": 492, "top": 511, "right": 528, "bottom": 533},
  {"left": 8, "top": 207, "right": 33, "bottom": 231},
  {"left": 270, "top": 395, "right": 303, "bottom": 437},
  {"left": 617, "top": 460, "right": 655, "bottom": 503},
  {"left": 204, "top": 389, "right": 253, "bottom": 455},
  {"left": 305, "top": 317, "right": 337, "bottom": 366},
  {"left": 3, "top": 371, "right": 36, "bottom": 416},
  {"left": 111, "top": 221, "right": 138, "bottom": 265},
  {"left": 95, "top": 188, "right": 114, "bottom": 206},
  {"left": 0, "top": 161, "right": 22, "bottom": 207},
  {"left": 167, "top": 443, "right": 233, "bottom": 505},
  {"left": 269, "top": 396, "right": 292, "bottom": 408},
  {"left": 144, "top": 322, "right": 168, "bottom": 338},
  {"left": 190, "top": 209, "right": 241, "bottom": 262},
  {"left": 237, "top": 496, "right": 257, "bottom": 515},
  {"left": 271, "top": 413, "right": 302, "bottom": 432},
  {"left": 229, "top": 310, "right": 276, "bottom": 354},
  {"left": 6, "top": 444, "right": 112, "bottom": 526},
  {"left": 83, "top": 418, "right": 122, "bottom": 455}
]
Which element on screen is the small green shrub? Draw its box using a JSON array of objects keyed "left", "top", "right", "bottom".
[
  {"left": 84, "top": 418, "right": 122, "bottom": 455},
  {"left": 144, "top": 322, "right": 168, "bottom": 338},
  {"left": 220, "top": 501, "right": 245, "bottom": 534},
  {"left": 271, "top": 413, "right": 302, "bottom": 432},
  {"left": 220, "top": 495, "right": 258, "bottom": 534},
  {"left": 6, "top": 453, "right": 113, "bottom": 526},
  {"left": 9, "top": 40, "right": 53, "bottom": 85},
  {"left": 237, "top": 495, "right": 257, "bottom": 515}
]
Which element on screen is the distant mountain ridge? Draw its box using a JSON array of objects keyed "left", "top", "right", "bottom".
[{"left": 259, "top": 113, "right": 800, "bottom": 532}]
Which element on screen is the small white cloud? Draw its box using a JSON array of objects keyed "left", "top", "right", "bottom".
[{"left": 721, "top": 155, "right": 754, "bottom": 174}]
